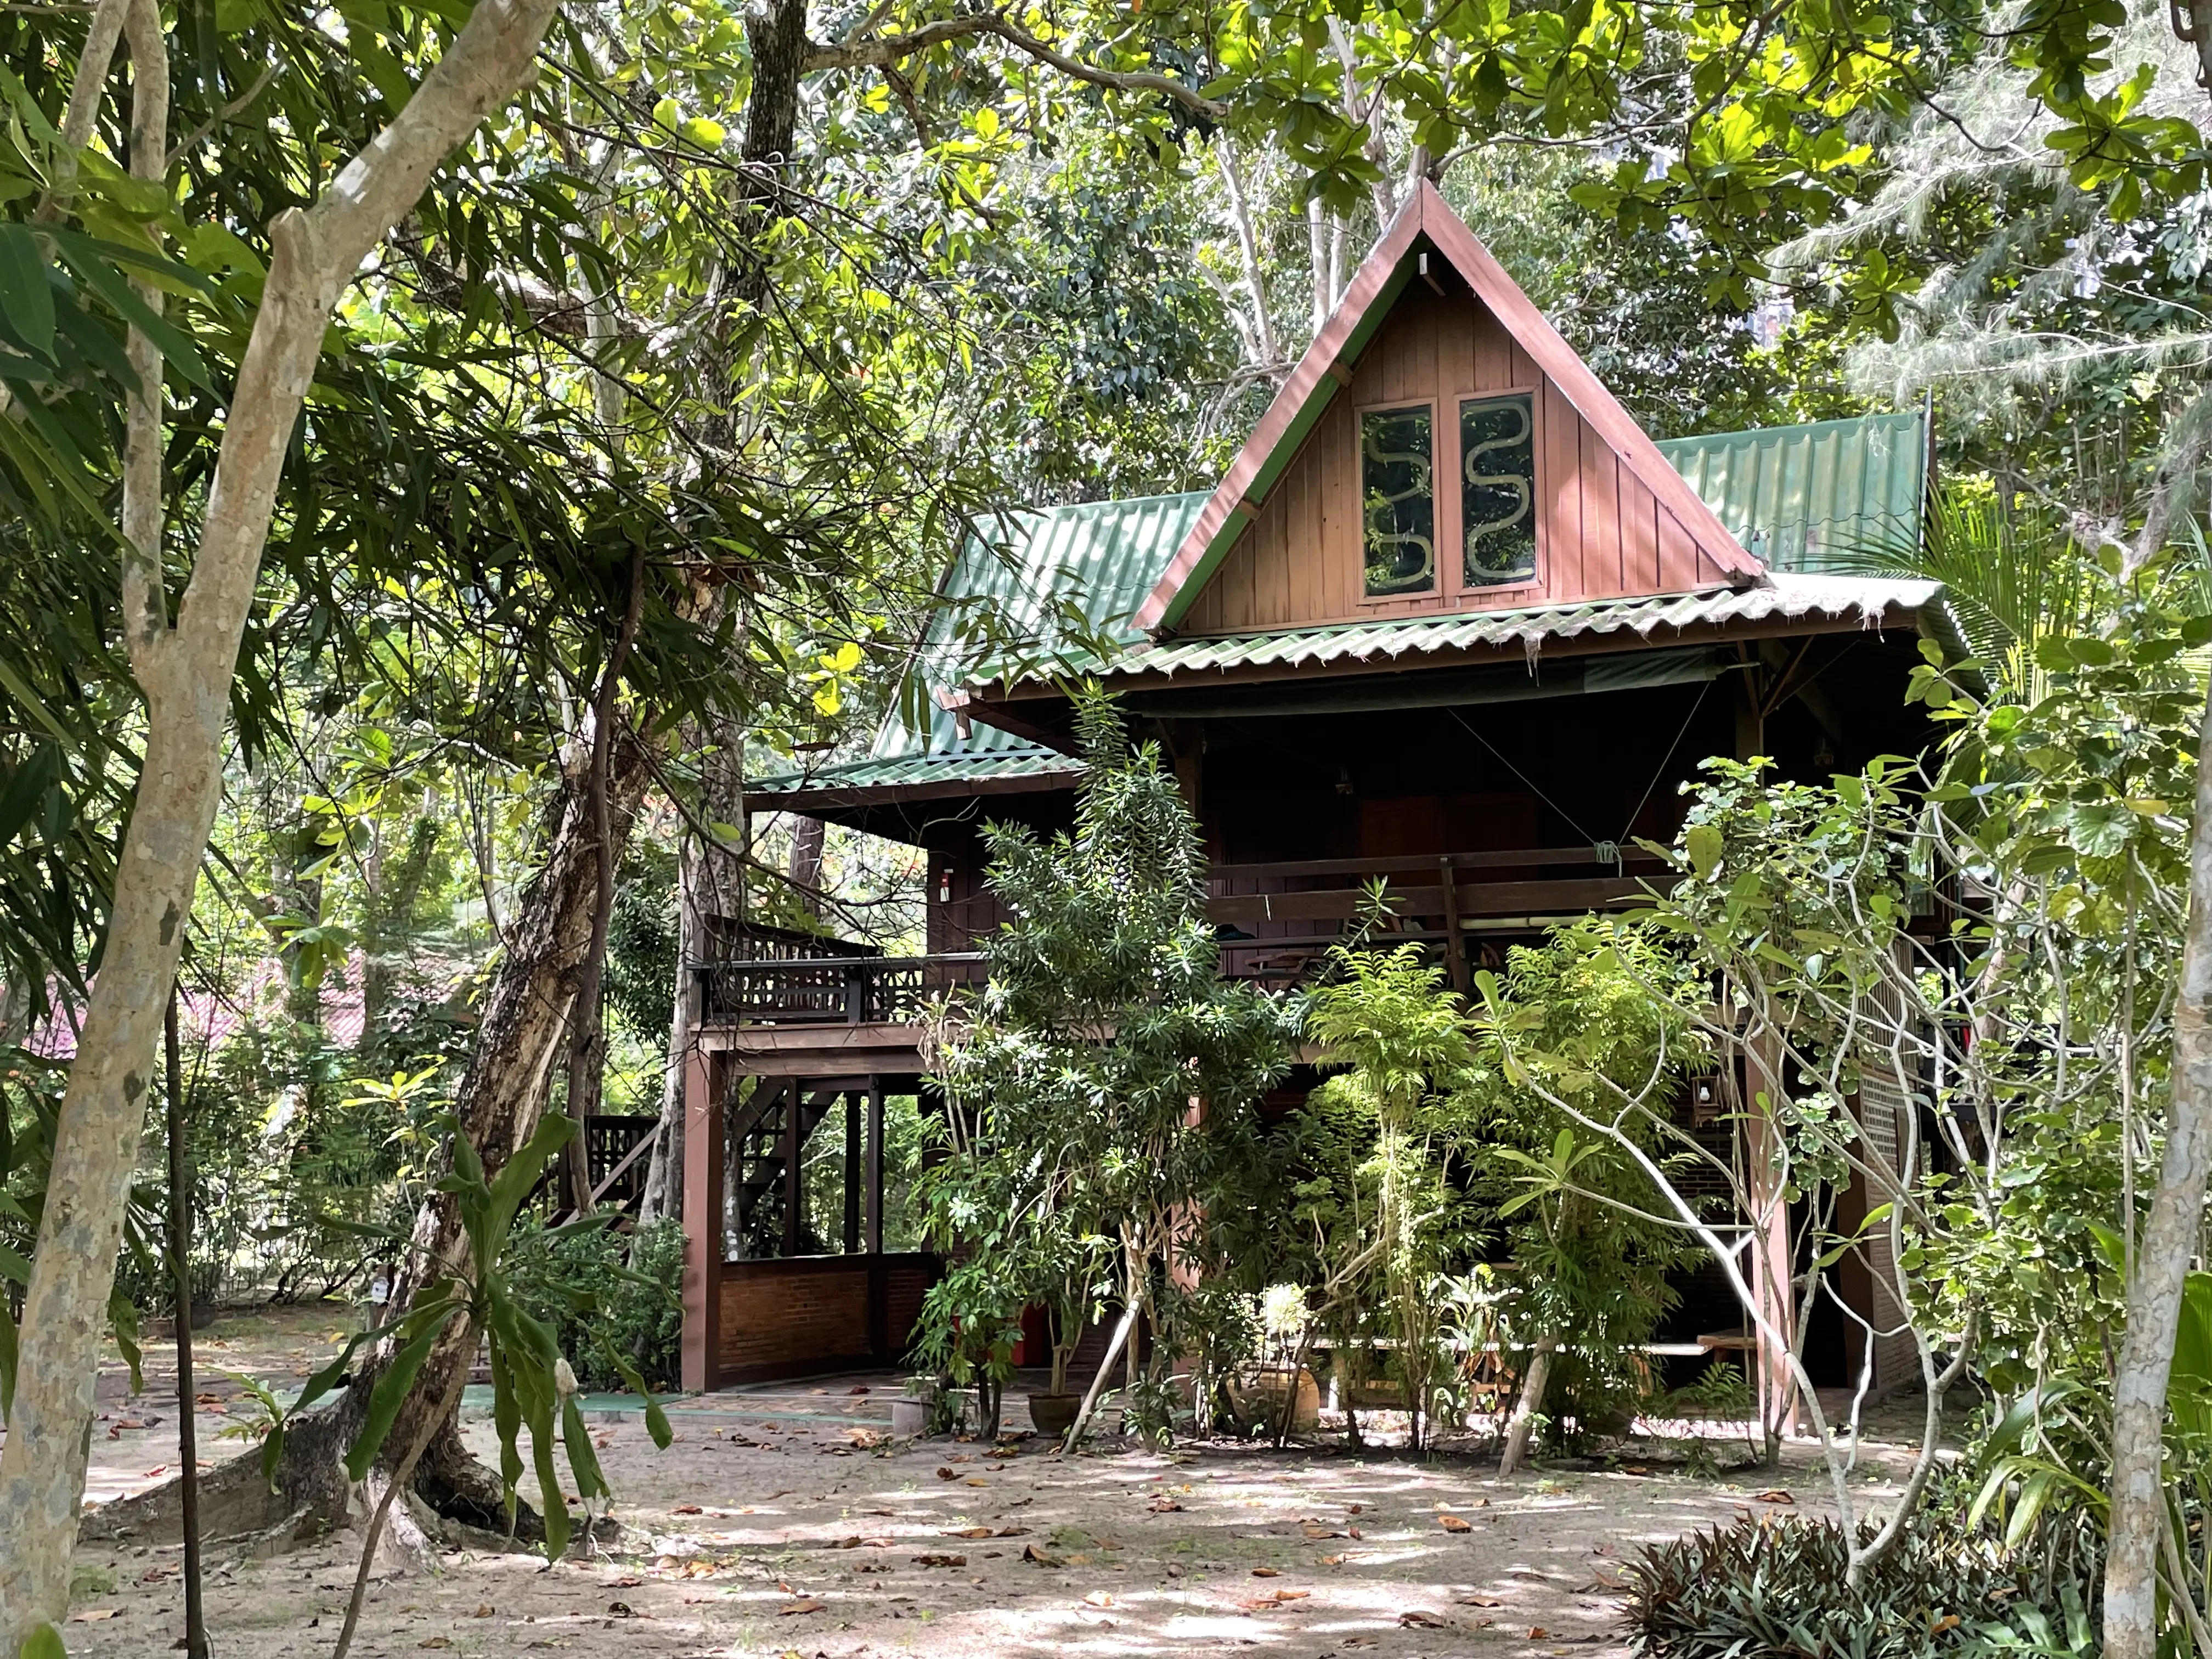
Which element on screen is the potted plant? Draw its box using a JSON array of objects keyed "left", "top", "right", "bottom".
[
  {"left": 1024, "top": 1228, "right": 1109, "bottom": 1441},
  {"left": 912, "top": 1257, "right": 1025, "bottom": 1440}
]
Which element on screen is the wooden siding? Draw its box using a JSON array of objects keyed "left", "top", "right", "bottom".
[{"left": 1182, "top": 285, "right": 1743, "bottom": 634}]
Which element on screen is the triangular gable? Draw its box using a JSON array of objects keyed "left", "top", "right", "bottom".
[{"left": 1133, "top": 182, "right": 1762, "bottom": 635}]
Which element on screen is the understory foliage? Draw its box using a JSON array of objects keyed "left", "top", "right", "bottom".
[
  {"left": 1625, "top": 1494, "right": 2103, "bottom": 1659},
  {"left": 922, "top": 689, "right": 1296, "bottom": 1440}
]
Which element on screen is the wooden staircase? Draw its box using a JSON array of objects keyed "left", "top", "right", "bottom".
[{"left": 730, "top": 1079, "right": 844, "bottom": 1256}]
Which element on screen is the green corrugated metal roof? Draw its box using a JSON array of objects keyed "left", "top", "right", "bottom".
[
  {"left": 1655, "top": 411, "right": 1926, "bottom": 574},
  {"left": 1093, "top": 573, "right": 1942, "bottom": 680},
  {"left": 753, "top": 413, "right": 1931, "bottom": 801}
]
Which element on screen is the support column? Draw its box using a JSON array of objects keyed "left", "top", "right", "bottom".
[
  {"left": 1735, "top": 663, "right": 1798, "bottom": 1439},
  {"left": 680, "top": 1045, "right": 724, "bottom": 1394},
  {"left": 781, "top": 1083, "right": 804, "bottom": 1257},
  {"left": 843, "top": 1092, "right": 861, "bottom": 1253},
  {"left": 866, "top": 1077, "right": 887, "bottom": 1359}
]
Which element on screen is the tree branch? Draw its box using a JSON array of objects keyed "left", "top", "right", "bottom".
[{"left": 806, "top": 13, "right": 1229, "bottom": 120}]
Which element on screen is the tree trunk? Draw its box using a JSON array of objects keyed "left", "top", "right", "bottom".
[
  {"left": 2105, "top": 685, "right": 2212, "bottom": 1658},
  {"left": 0, "top": 0, "right": 560, "bottom": 1640},
  {"left": 639, "top": 724, "right": 745, "bottom": 1228},
  {"left": 1498, "top": 1339, "right": 1555, "bottom": 1476},
  {"left": 787, "top": 815, "right": 826, "bottom": 917},
  {"left": 372, "top": 731, "right": 652, "bottom": 1517}
]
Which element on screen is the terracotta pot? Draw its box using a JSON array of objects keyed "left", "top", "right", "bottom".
[{"left": 1027, "top": 1392, "right": 1081, "bottom": 1440}]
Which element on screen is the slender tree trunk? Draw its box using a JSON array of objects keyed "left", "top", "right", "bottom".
[
  {"left": 2106, "top": 686, "right": 2212, "bottom": 1658},
  {"left": 1498, "top": 1338, "right": 1555, "bottom": 1476},
  {"left": 787, "top": 815, "right": 826, "bottom": 917},
  {"left": 163, "top": 993, "right": 207, "bottom": 1659},
  {"left": 640, "top": 723, "right": 745, "bottom": 1228},
  {"left": 376, "top": 732, "right": 652, "bottom": 1525},
  {"left": 0, "top": 0, "right": 560, "bottom": 1639},
  {"left": 560, "top": 545, "right": 649, "bottom": 1212}
]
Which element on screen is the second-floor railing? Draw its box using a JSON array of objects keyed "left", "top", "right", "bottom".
[{"left": 695, "top": 952, "right": 986, "bottom": 1026}]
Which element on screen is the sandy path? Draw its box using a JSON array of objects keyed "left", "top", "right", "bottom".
[{"left": 54, "top": 1348, "right": 1925, "bottom": 1659}]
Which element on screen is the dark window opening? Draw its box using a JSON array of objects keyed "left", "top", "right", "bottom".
[
  {"left": 1361, "top": 405, "right": 1436, "bottom": 596},
  {"left": 1461, "top": 393, "right": 1536, "bottom": 587}
]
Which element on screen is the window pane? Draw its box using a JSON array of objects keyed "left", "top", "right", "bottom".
[
  {"left": 1461, "top": 393, "right": 1536, "bottom": 587},
  {"left": 1361, "top": 406, "right": 1436, "bottom": 596}
]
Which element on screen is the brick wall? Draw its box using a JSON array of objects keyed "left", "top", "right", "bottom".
[{"left": 718, "top": 1254, "right": 939, "bottom": 1384}]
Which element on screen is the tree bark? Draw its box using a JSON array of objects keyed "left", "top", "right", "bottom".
[
  {"left": 0, "top": 0, "right": 561, "bottom": 1638},
  {"left": 639, "top": 724, "right": 746, "bottom": 1228},
  {"left": 371, "top": 731, "right": 652, "bottom": 1517},
  {"left": 1498, "top": 1338, "right": 1555, "bottom": 1476},
  {"left": 2105, "top": 684, "right": 2212, "bottom": 1658}
]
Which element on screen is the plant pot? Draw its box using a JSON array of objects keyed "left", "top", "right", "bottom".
[
  {"left": 1027, "top": 1392, "right": 1082, "bottom": 1440},
  {"left": 890, "top": 1396, "right": 931, "bottom": 1438},
  {"left": 1233, "top": 1366, "right": 1321, "bottom": 1432}
]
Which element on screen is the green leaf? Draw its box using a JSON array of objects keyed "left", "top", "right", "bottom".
[
  {"left": 108, "top": 1289, "right": 142, "bottom": 1393},
  {"left": 16, "top": 1622, "right": 66, "bottom": 1659},
  {"left": 0, "top": 223, "right": 54, "bottom": 361},
  {"left": 598, "top": 1341, "right": 674, "bottom": 1449},
  {"left": 561, "top": 1393, "right": 607, "bottom": 1502},
  {"left": 1685, "top": 823, "right": 1723, "bottom": 879},
  {"left": 345, "top": 1308, "right": 458, "bottom": 1481},
  {"left": 0, "top": 1295, "right": 16, "bottom": 1420}
]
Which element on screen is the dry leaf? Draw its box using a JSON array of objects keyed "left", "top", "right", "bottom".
[
  {"left": 777, "top": 1599, "right": 825, "bottom": 1616},
  {"left": 610, "top": 1576, "right": 643, "bottom": 1589},
  {"left": 417, "top": 1640, "right": 452, "bottom": 1651},
  {"left": 1754, "top": 1489, "right": 1794, "bottom": 1504},
  {"left": 1438, "top": 1514, "right": 1474, "bottom": 1533},
  {"left": 995, "top": 1526, "right": 1029, "bottom": 1537},
  {"left": 1022, "top": 1544, "right": 1065, "bottom": 1567},
  {"left": 1529, "top": 1627, "right": 1551, "bottom": 1639},
  {"left": 471, "top": 1604, "right": 494, "bottom": 1618},
  {"left": 1251, "top": 1567, "right": 1281, "bottom": 1578},
  {"left": 946, "top": 1527, "right": 994, "bottom": 1539},
  {"left": 1148, "top": 1497, "right": 1184, "bottom": 1513},
  {"left": 1457, "top": 1593, "right": 1504, "bottom": 1607},
  {"left": 670, "top": 1503, "right": 703, "bottom": 1515},
  {"left": 67, "top": 1611, "right": 116, "bottom": 1623},
  {"left": 606, "top": 1602, "right": 635, "bottom": 1618},
  {"left": 1082, "top": 1592, "right": 1114, "bottom": 1609},
  {"left": 1399, "top": 1610, "right": 1451, "bottom": 1628},
  {"left": 826, "top": 1537, "right": 862, "bottom": 1550},
  {"left": 1931, "top": 1615, "right": 1962, "bottom": 1635},
  {"left": 913, "top": 1553, "right": 968, "bottom": 1568},
  {"left": 963, "top": 1476, "right": 991, "bottom": 1487},
  {"left": 1301, "top": 1525, "right": 1342, "bottom": 1539},
  {"left": 935, "top": 1466, "right": 958, "bottom": 1480}
]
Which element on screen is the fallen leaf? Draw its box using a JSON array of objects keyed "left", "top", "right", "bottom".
[
  {"left": 140, "top": 1465, "right": 169, "bottom": 1479},
  {"left": 849, "top": 1385, "right": 870, "bottom": 1395},
  {"left": 1148, "top": 1497, "right": 1184, "bottom": 1513},
  {"left": 418, "top": 1640, "right": 452, "bottom": 1651},
  {"left": 995, "top": 1526, "right": 1029, "bottom": 1537},
  {"left": 609, "top": 1577, "right": 643, "bottom": 1589},
  {"left": 1622, "top": 1465, "right": 1652, "bottom": 1477},
  {"left": 777, "top": 1600, "right": 825, "bottom": 1616},
  {"left": 1301, "top": 1525, "right": 1342, "bottom": 1538},
  {"left": 1022, "top": 1544, "right": 1065, "bottom": 1567},
  {"left": 606, "top": 1602, "right": 635, "bottom": 1618},
  {"left": 1457, "top": 1593, "right": 1504, "bottom": 1607},
  {"left": 1754, "top": 1489, "right": 1795, "bottom": 1504},
  {"left": 471, "top": 1604, "right": 494, "bottom": 1617},
  {"left": 964, "top": 1476, "right": 991, "bottom": 1487},
  {"left": 912, "top": 1554, "right": 967, "bottom": 1568},
  {"left": 935, "top": 1467, "right": 958, "bottom": 1481},
  {"left": 1931, "top": 1615, "right": 1962, "bottom": 1635},
  {"left": 67, "top": 1611, "right": 116, "bottom": 1623},
  {"left": 1529, "top": 1627, "right": 1550, "bottom": 1639},
  {"left": 1082, "top": 1592, "right": 1114, "bottom": 1609},
  {"left": 945, "top": 1527, "right": 994, "bottom": 1539},
  {"left": 1250, "top": 1566, "right": 1280, "bottom": 1578},
  {"left": 671, "top": 1503, "right": 703, "bottom": 1515},
  {"left": 1438, "top": 1514, "right": 1474, "bottom": 1533},
  {"left": 1399, "top": 1610, "right": 1451, "bottom": 1628},
  {"left": 826, "top": 1537, "right": 863, "bottom": 1550}
]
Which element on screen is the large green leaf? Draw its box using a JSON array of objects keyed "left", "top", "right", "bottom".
[
  {"left": 0, "top": 223, "right": 54, "bottom": 362},
  {"left": 345, "top": 1307, "right": 459, "bottom": 1482}
]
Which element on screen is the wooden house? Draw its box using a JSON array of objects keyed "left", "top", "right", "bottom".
[{"left": 679, "top": 184, "right": 1944, "bottom": 1413}]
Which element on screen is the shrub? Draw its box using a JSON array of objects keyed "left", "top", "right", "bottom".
[
  {"left": 503, "top": 1215, "right": 685, "bottom": 1393},
  {"left": 1624, "top": 1498, "right": 2100, "bottom": 1659}
]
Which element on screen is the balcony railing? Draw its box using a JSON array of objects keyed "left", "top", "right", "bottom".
[{"left": 695, "top": 952, "right": 986, "bottom": 1027}]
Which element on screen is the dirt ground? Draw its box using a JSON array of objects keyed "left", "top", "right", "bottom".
[{"left": 47, "top": 1304, "right": 1939, "bottom": 1658}]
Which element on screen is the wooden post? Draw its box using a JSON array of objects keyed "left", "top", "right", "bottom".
[
  {"left": 1734, "top": 664, "right": 1798, "bottom": 1441},
  {"left": 1438, "top": 854, "right": 1469, "bottom": 1000},
  {"left": 842, "top": 1092, "right": 860, "bottom": 1254},
  {"left": 680, "top": 1043, "right": 724, "bottom": 1393},
  {"left": 866, "top": 1077, "right": 887, "bottom": 1359},
  {"left": 781, "top": 1082, "right": 804, "bottom": 1257}
]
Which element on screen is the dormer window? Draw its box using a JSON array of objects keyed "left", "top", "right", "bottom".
[
  {"left": 1361, "top": 404, "right": 1436, "bottom": 596},
  {"left": 1460, "top": 393, "right": 1536, "bottom": 587}
]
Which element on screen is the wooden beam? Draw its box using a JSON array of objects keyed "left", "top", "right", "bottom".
[
  {"left": 1211, "top": 846, "right": 1661, "bottom": 882},
  {"left": 1207, "top": 877, "right": 1646, "bottom": 926},
  {"left": 781, "top": 1087, "right": 804, "bottom": 1257},
  {"left": 842, "top": 1093, "right": 861, "bottom": 1254}
]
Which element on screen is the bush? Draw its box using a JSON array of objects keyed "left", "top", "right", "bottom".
[
  {"left": 503, "top": 1215, "right": 685, "bottom": 1393},
  {"left": 1625, "top": 1497, "right": 2100, "bottom": 1659}
]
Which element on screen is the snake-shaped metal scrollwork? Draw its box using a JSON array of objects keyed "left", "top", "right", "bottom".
[
  {"left": 1462, "top": 396, "right": 1534, "bottom": 585},
  {"left": 1362, "top": 410, "right": 1436, "bottom": 594}
]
